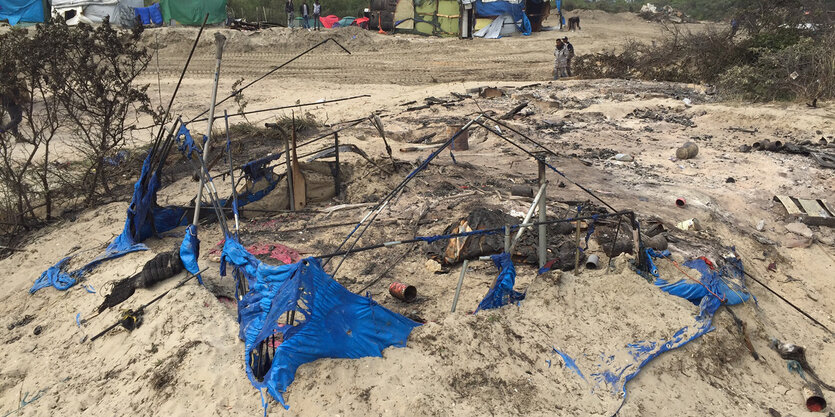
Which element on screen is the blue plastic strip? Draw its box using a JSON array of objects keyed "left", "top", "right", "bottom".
[
  {"left": 179, "top": 224, "right": 203, "bottom": 285},
  {"left": 475, "top": 253, "right": 525, "bottom": 313}
]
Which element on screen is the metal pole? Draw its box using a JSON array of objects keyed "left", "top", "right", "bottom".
[
  {"left": 334, "top": 132, "right": 341, "bottom": 198},
  {"left": 509, "top": 182, "right": 547, "bottom": 253},
  {"left": 451, "top": 260, "right": 469, "bottom": 313},
  {"left": 537, "top": 159, "right": 547, "bottom": 269},
  {"left": 284, "top": 135, "right": 295, "bottom": 211},
  {"left": 224, "top": 110, "right": 240, "bottom": 235},
  {"left": 192, "top": 33, "right": 227, "bottom": 226}
]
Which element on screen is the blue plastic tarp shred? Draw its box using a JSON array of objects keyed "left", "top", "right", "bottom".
[
  {"left": 221, "top": 238, "right": 420, "bottom": 409},
  {"left": 553, "top": 253, "right": 749, "bottom": 414},
  {"left": 649, "top": 250, "right": 750, "bottom": 306},
  {"left": 30, "top": 257, "right": 76, "bottom": 293},
  {"left": 179, "top": 224, "right": 203, "bottom": 285},
  {"left": 32, "top": 149, "right": 189, "bottom": 293},
  {"left": 475, "top": 253, "right": 525, "bottom": 313},
  {"left": 553, "top": 347, "right": 585, "bottom": 380}
]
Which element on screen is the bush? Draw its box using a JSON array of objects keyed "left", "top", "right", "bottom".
[
  {"left": 0, "top": 18, "right": 155, "bottom": 250},
  {"left": 572, "top": 1, "right": 835, "bottom": 103}
]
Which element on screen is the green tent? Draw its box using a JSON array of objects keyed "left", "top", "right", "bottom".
[{"left": 160, "top": 0, "right": 227, "bottom": 25}]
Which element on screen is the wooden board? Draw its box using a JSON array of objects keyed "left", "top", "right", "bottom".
[{"left": 773, "top": 195, "right": 835, "bottom": 227}]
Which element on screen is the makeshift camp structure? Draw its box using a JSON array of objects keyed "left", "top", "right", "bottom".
[
  {"left": 159, "top": 0, "right": 227, "bottom": 25},
  {"left": 369, "top": 0, "right": 549, "bottom": 37},
  {"left": 50, "top": 0, "right": 142, "bottom": 26}
]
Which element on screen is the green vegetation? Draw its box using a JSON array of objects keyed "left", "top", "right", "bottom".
[
  {"left": 573, "top": 0, "right": 835, "bottom": 102},
  {"left": 563, "top": 0, "right": 834, "bottom": 22},
  {"left": 225, "top": 0, "right": 369, "bottom": 23}
]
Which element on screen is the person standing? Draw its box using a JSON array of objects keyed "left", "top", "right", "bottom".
[
  {"left": 563, "top": 37, "right": 575, "bottom": 76},
  {"left": 300, "top": 1, "right": 310, "bottom": 29},
  {"left": 286, "top": 0, "right": 295, "bottom": 28},
  {"left": 553, "top": 38, "right": 569, "bottom": 80},
  {"left": 313, "top": 0, "right": 321, "bottom": 31},
  {"left": 0, "top": 86, "right": 24, "bottom": 142}
]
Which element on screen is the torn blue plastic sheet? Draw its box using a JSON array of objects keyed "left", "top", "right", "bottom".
[
  {"left": 475, "top": 253, "right": 525, "bottom": 313},
  {"left": 552, "top": 253, "right": 748, "bottom": 414},
  {"left": 222, "top": 237, "right": 420, "bottom": 409},
  {"left": 647, "top": 250, "right": 750, "bottom": 306},
  {"left": 32, "top": 150, "right": 190, "bottom": 293},
  {"left": 179, "top": 224, "right": 203, "bottom": 285},
  {"left": 553, "top": 347, "right": 585, "bottom": 380}
]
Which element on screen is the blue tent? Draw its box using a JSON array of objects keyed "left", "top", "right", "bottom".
[{"left": 0, "top": 0, "right": 45, "bottom": 25}]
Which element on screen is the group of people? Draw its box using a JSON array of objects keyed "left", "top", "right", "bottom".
[
  {"left": 285, "top": 0, "right": 322, "bottom": 30},
  {"left": 553, "top": 36, "right": 574, "bottom": 80}
]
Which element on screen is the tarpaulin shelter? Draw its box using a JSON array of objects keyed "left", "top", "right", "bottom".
[
  {"left": 51, "top": 0, "right": 144, "bottom": 26},
  {"left": 319, "top": 14, "right": 339, "bottom": 28},
  {"left": 159, "top": 0, "right": 227, "bottom": 25},
  {"left": 369, "top": 0, "right": 546, "bottom": 37},
  {"left": 368, "top": 0, "right": 413, "bottom": 31},
  {"left": 51, "top": 0, "right": 143, "bottom": 26},
  {"left": 0, "top": 0, "right": 47, "bottom": 25}
]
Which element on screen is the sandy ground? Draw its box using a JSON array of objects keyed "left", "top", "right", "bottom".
[{"left": 2, "top": 11, "right": 834, "bottom": 417}]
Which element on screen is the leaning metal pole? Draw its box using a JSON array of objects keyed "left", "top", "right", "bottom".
[{"left": 193, "top": 32, "right": 227, "bottom": 226}]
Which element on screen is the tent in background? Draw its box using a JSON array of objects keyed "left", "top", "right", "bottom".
[
  {"left": 369, "top": 0, "right": 547, "bottom": 37},
  {"left": 50, "top": 0, "right": 143, "bottom": 26},
  {"left": 0, "top": 0, "right": 46, "bottom": 25},
  {"left": 159, "top": 0, "right": 227, "bottom": 25}
]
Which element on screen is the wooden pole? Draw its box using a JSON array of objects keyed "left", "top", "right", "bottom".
[
  {"left": 284, "top": 134, "right": 295, "bottom": 211},
  {"left": 451, "top": 260, "right": 468, "bottom": 313},
  {"left": 537, "top": 160, "right": 547, "bottom": 269},
  {"left": 334, "top": 132, "right": 341, "bottom": 198}
]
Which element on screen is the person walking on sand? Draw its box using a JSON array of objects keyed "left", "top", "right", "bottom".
[
  {"left": 563, "top": 36, "right": 575, "bottom": 76},
  {"left": 286, "top": 0, "right": 295, "bottom": 28},
  {"left": 300, "top": 1, "right": 310, "bottom": 29},
  {"left": 553, "top": 38, "right": 569, "bottom": 80},
  {"left": 313, "top": 0, "right": 322, "bottom": 31}
]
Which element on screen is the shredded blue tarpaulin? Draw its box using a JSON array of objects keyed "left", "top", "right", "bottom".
[
  {"left": 553, "top": 252, "right": 748, "bottom": 414},
  {"left": 475, "top": 253, "right": 525, "bottom": 313},
  {"left": 648, "top": 250, "right": 750, "bottom": 306},
  {"left": 31, "top": 258, "right": 76, "bottom": 293},
  {"left": 179, "top": 224, "right": 203, "bottom": 285},
  {"left": 221, "top": 238, "right": 420, "bottom": 410},
  {"left": 553, "top": 347, "right": 586, "bottom": 380},
  {"left": 32, "top": 150, "right": 190, "bottom": 293}
]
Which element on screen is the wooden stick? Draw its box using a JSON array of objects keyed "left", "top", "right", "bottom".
[
  {"left": 537, "top": 160, "right": 547, "bottom": 269},
  {"left": 573, "top": 212, "right": 581, "bottom": 273}
]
